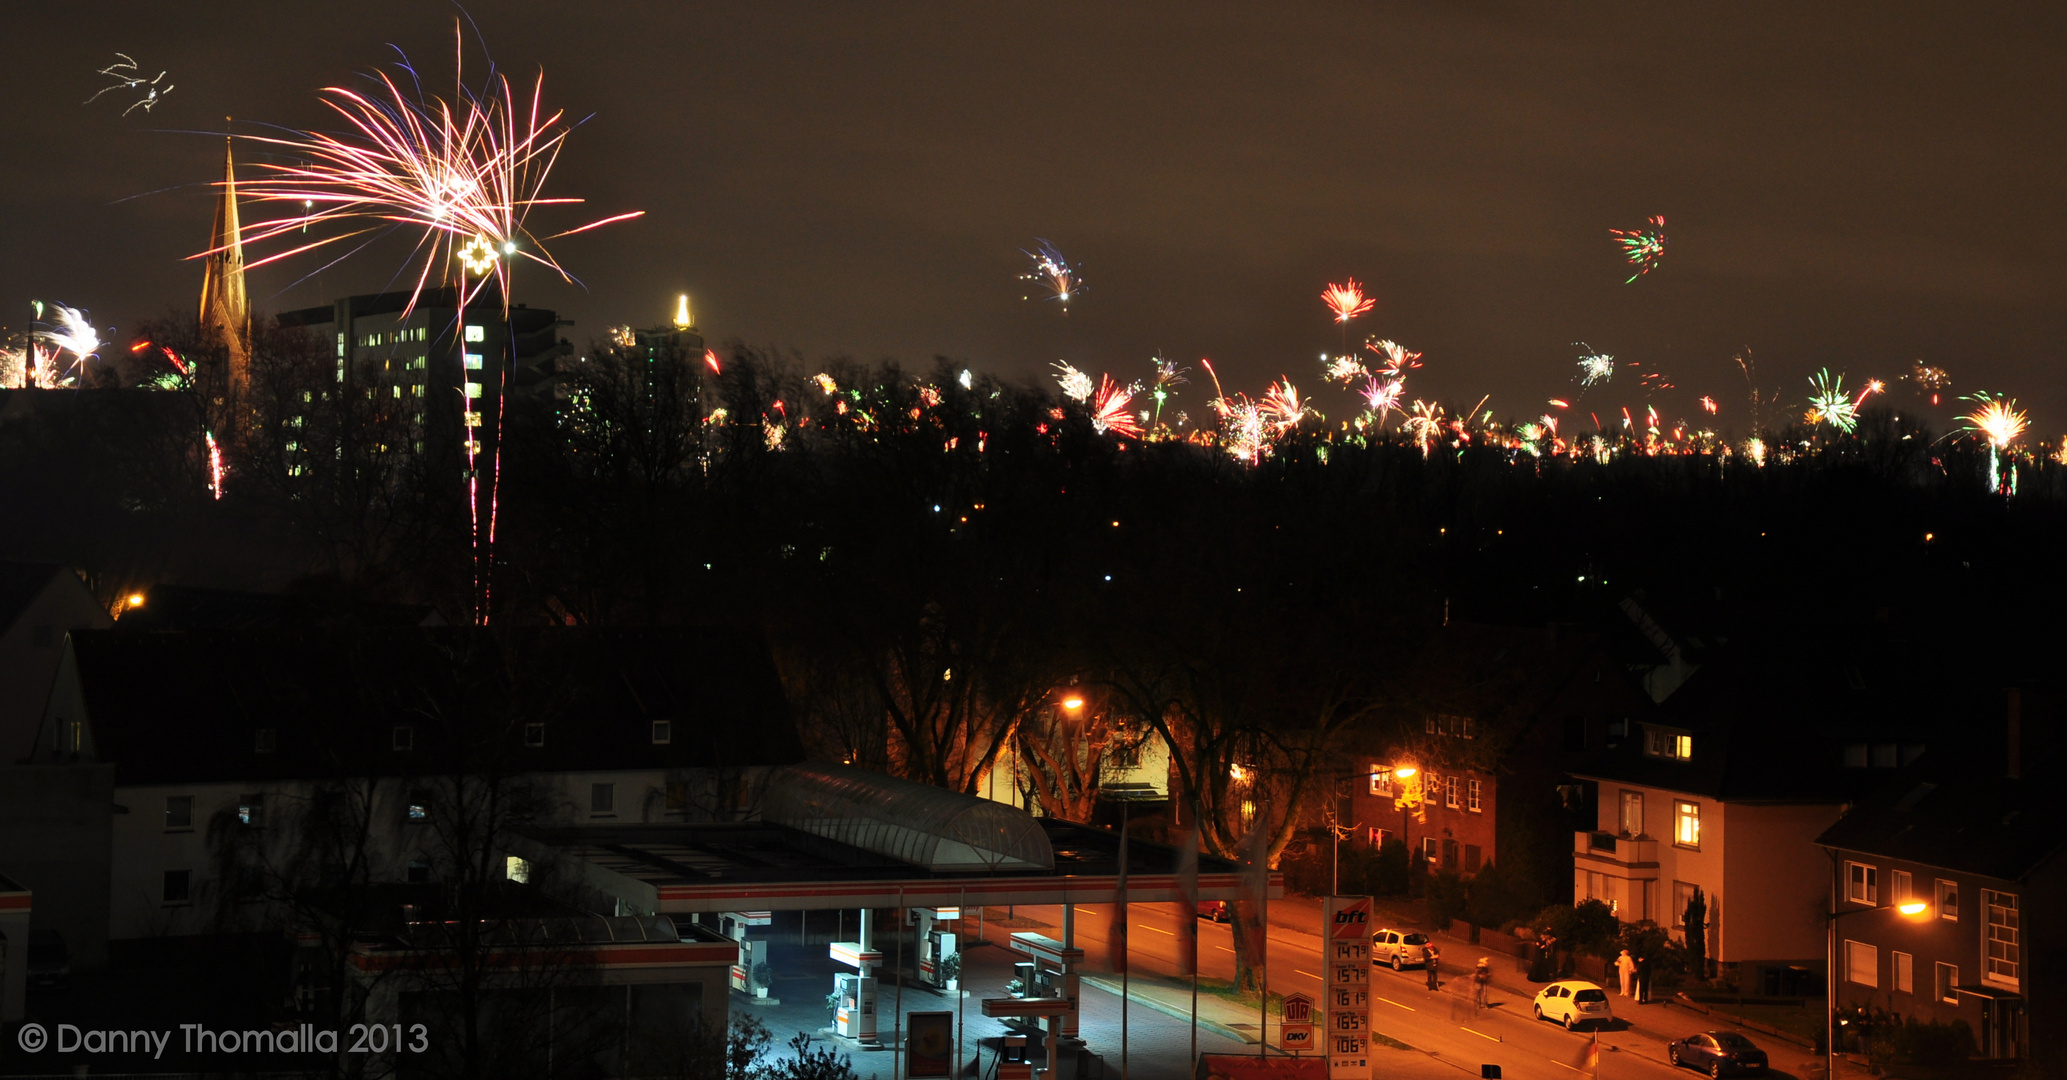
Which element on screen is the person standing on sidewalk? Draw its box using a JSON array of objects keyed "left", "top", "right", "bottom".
[
  {"left": 1634, "top": 952, "right": 1653, "bottom": 1004},
  {"left": 1425, "top": 944, "right": 1441, "bottom": 991},
  {"left": 1616, "top": 949, "right": 1637, "bottom": 997},
  {"left": 1472, "top": 958, "right": 1492, "bottom": 1008}
]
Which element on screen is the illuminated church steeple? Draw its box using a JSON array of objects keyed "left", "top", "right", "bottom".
[{"left": 198, "top": 134, "right": 250, "bottom": 400}]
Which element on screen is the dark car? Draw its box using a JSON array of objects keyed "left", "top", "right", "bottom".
[
  {"left": 1668, "top": 1030, "right": 1768, "bottom": 1077},
  {"left": 26, "top": 929, "right": 69, "bottom": 987}
]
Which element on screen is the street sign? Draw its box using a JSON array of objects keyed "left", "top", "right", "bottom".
[
  {"left": 1323, "top": 896, "right": 1372, "bottom": 1080},
  {"left": 1280, "top": 991, "right": 1316, "bottom": 1052}
]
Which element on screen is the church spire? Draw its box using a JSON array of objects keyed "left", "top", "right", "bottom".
[{"left": 199, "top": 132, "right": 250, "bottom": 402}]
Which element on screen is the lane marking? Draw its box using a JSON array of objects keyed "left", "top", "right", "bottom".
[
  {"left": 1374, "top": 996, "right": 1416, "bottom": 1012},
  {"left": 1555, "top": 1062, "right": 1583, "bottom": 1073},
  {"left": 1214, "top": 946, "right": 1234, "bottom": 954},
  {"left": 1074, "top": 906, "right": 1099, "bottom": 915},
  {"left": 1140, "top": 925, "right": 1174, "bottom": 937},
  {"left": 1293, "top": 969, "right": 1321, "bottom": 981},
  {"left": 1461, "top": 1027, "right": 1501, "bottom": 1043}
]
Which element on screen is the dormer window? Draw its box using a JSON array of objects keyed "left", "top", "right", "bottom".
[{"left": 1644, "top": 727, "right": 1693, "bottom": 760}]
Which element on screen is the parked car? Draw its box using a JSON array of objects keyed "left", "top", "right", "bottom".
[
  {"left": 1369, "top": 929, "right": 1435, "bottom": 970},
  {"left": 1667, "top": 1031, "right": 1768, "bottom": 1077},
  {"left": 1531, "top": 979, "right": 1613, "bottom": 1031},
  {"left": 1196, "top": 901, "right": 1230, "bottom": 923},
  {"left": 26, "top": 929, "right": 69, "bottom": 987}
]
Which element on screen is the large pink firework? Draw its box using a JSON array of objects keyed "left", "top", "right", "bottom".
[
  {"left": 203, "top": 30, "right": 643, "bottom": 317},
  {"left": 1089, "top": 375, "right": 1143, "bottom": 438}
]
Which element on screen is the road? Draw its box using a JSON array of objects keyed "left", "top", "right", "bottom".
[{"left": 1010, "top": 901, "right": 1787, "bottom": 1080}]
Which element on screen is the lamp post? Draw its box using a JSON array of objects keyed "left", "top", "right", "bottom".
[
  {"left": 1392, "top": 765, "right": 1421, "bottom": 879},
  {"left": 1826, "top": 898, "right": 1929, "bottom": 1080}
]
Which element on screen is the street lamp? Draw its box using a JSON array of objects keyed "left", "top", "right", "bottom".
[{"left": 1826, "top": 899, "right": 1930, "bottom": 1079}]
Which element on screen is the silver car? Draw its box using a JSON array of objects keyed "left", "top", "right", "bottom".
[{"left": 1370, "top": 928, "right": 1435, "bottom": 970}]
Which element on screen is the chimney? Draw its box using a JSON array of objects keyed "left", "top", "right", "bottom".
[{"left": 2008, "top": 688, "right": 2022, "bottom": 781}]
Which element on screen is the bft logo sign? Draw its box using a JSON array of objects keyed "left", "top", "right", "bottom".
[{"left": 1323, "top": 896, "right": 1372, "bottom": 1079}]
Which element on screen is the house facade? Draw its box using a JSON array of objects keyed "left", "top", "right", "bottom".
[{"left": 1816, "top": 694, "right": 2065, "bottom": 1065}]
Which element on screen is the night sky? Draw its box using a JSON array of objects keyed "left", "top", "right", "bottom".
[{"left": 10, "top": 3, "right": 2067, "bottom": 430}]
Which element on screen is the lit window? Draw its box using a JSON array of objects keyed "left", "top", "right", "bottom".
[
  {"left": 1984, "top": 890, "right": 2020, "bottom": 988},
  {"left": 1893, "top": 950, "right": 1912, "bottom": 994},
  {"left": 506, "top": 856, "right": 530, "bottom": 883},
  {"left": 238, "top": 794, "right": 265, "bottom": 828},
  {"left": 1846, "top": 939, "right": 1877, "bottom": 988},
  {"left": 1936, "top": 962, "right": 1959, "bottom": 1004},
  {"left": 1646, "top": 728, "right": 1694, "bottom": 759},
  {"left": 464, "top": 382, "right": 483, "bottom": 399},
  {"left": 651, "top": 720, "right": 672, "bottom": 745},
  {"left": 1466, "top": 778, "right": 1482, "bottom": 813},
  {"left": 592, "top": 783, "right": 616, "bottom": 815},
  {"left": 463, "top": 412, "right": 483, "bottom": 428},
  {"left": 165, "top": 796, "right": 193, "bottom": 831},
  {"left": 465, "top": 324, "right": 485, "bottom": 342},
  {"left": 1619, "top": 790, "right": 1645, "bottom": 836},
  {"left": 1847, "top": 861, "right": 1878, "bottom": 905},
  {"left": 464, "top": 352, "right": 484, "bottom": 370},
  {"left": 1891, "top": 869, "right": 1912, "bottom": 904},
  {"left": 1937, "top": 879, "right": 1959, "bottom": 920},
  {"left": 1674, "top": 801, "right": 1700, "bottom": 849},
  {"left": 1444, "top": 775, "right": 1459, "bottom": 809},
  {"left": 1369, "top": 767, "right": 1390, "bottom": 797},
  {"left": 407, "top": 789, "right": 431, "bottom": 823}
]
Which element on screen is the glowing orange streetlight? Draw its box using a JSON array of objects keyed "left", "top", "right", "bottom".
[{"left": 1061, "top": 696, "right": 1084, "bottom": 711}]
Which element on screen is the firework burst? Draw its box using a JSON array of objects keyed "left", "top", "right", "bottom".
[
  {"left": 1322, "top": 279, "right": 1376, "bottom": 324},
  {"left": 1806, "top": 369, "right": 1880, "bottom": 435},
  {"left": 1020, "top": 239, "right": 1080, "bottom": 309},
  {"left": 1053, "top": 361, "right": 1093, "bottom": 403},
  {"left": 207, "top": 32, "right": 644, "bottom": 318},
  {"left": 1090, "top": 375, "right": 1143, "bottom": 437},
  {"left": 1609, "top": 214, "right": 1668, "bottom": 283},
  {"left": 1961, "top": 393, "right": 2027, "bottom": 450},
  {"left": 1260, "top": 378, "right": 1312, "bottom": 435},
  {"left": 1573, "top": 343, "right": 1614, "bottom": 388}
]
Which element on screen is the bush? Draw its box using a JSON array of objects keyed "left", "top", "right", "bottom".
[
  {"left": 1866, "top": 1016, "right": 1976, "bottom": 1070},
  {"left": 1533, "top": 900, "right": 1621, "bottom": 959},
  {"left": 1616, "top": 921, "right": 1687, "bottom": 986}
]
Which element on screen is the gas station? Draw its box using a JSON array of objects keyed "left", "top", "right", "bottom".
[{"left": 510, "top": 762, "right": 1268, "bottom": 1076}]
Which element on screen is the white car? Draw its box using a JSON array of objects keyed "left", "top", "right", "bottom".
[
  {"left": 1369, "top": 928, "right": 1435, "bottom": 970},
  {"left": 1532, "top": 979, "right": 1613, "bottom": 1031}
]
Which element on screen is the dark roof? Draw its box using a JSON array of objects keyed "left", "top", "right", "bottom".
[
  {"left": 0, "top": 561, "right": 62, "bottom": 631},
  {"left": 117, "top": 584, "right": 438, "bottom": 630},
  {"left": 64, "top": 626, "right": 804, "bottom": 784},
  {"left": 1572, "top": 641, "right": 1973, "bottom": 802},
  {"left": 1393, "top": 621, "right": 1626, "bottom": 733},
  {"left": 1816, "top": 742, "right": 2067, "bottom": 882}
]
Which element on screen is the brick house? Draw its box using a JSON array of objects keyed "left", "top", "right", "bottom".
[
  {"left": 1815, "top": 691, "right": 2062, "bottom": 1065},
  {"left": 1342, "top": 622, "right": 1653, "bottom": 894}
]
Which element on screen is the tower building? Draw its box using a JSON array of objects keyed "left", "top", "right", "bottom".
[{"left": 198, "top": 137, "right": 250, "bottom": 402}]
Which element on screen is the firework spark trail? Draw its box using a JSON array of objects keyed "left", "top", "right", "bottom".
[
  {"left": 1907, "top": 360, "right": 1951, "bottom": 406},
  {"left": 1149, "top": 356, "right": 1189, "bottom": 426},
  {"left": 1609, "top": 215, "right": 1668, "bottom": 283},
  {"left": 1219, "top": 397, "right": 1269, "bottom": 464},
  {"left": 1020, "top": 239, "right": 1080, "bottom": 309},
  {"left": 1090, "top": 375, "right": 1143, "bottom": 437},
  {"left": 1053, "top": 361, "right": 1093, "bottom": 403},
  {"left": 86, "top": 53, "right": 174, "bottom": 115},
  {"left": 1358, "top": 377, "right": 1403, "bottom": 420},
  {"left": 1366, "top": 339, "right": 1422, "bottom": 377},
  {"left": 1573, "top": 343, "right": 1614, "bottom": 388},
  {"left": 1325, "top": 356, "right": 1368, "bottom": 383}
]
